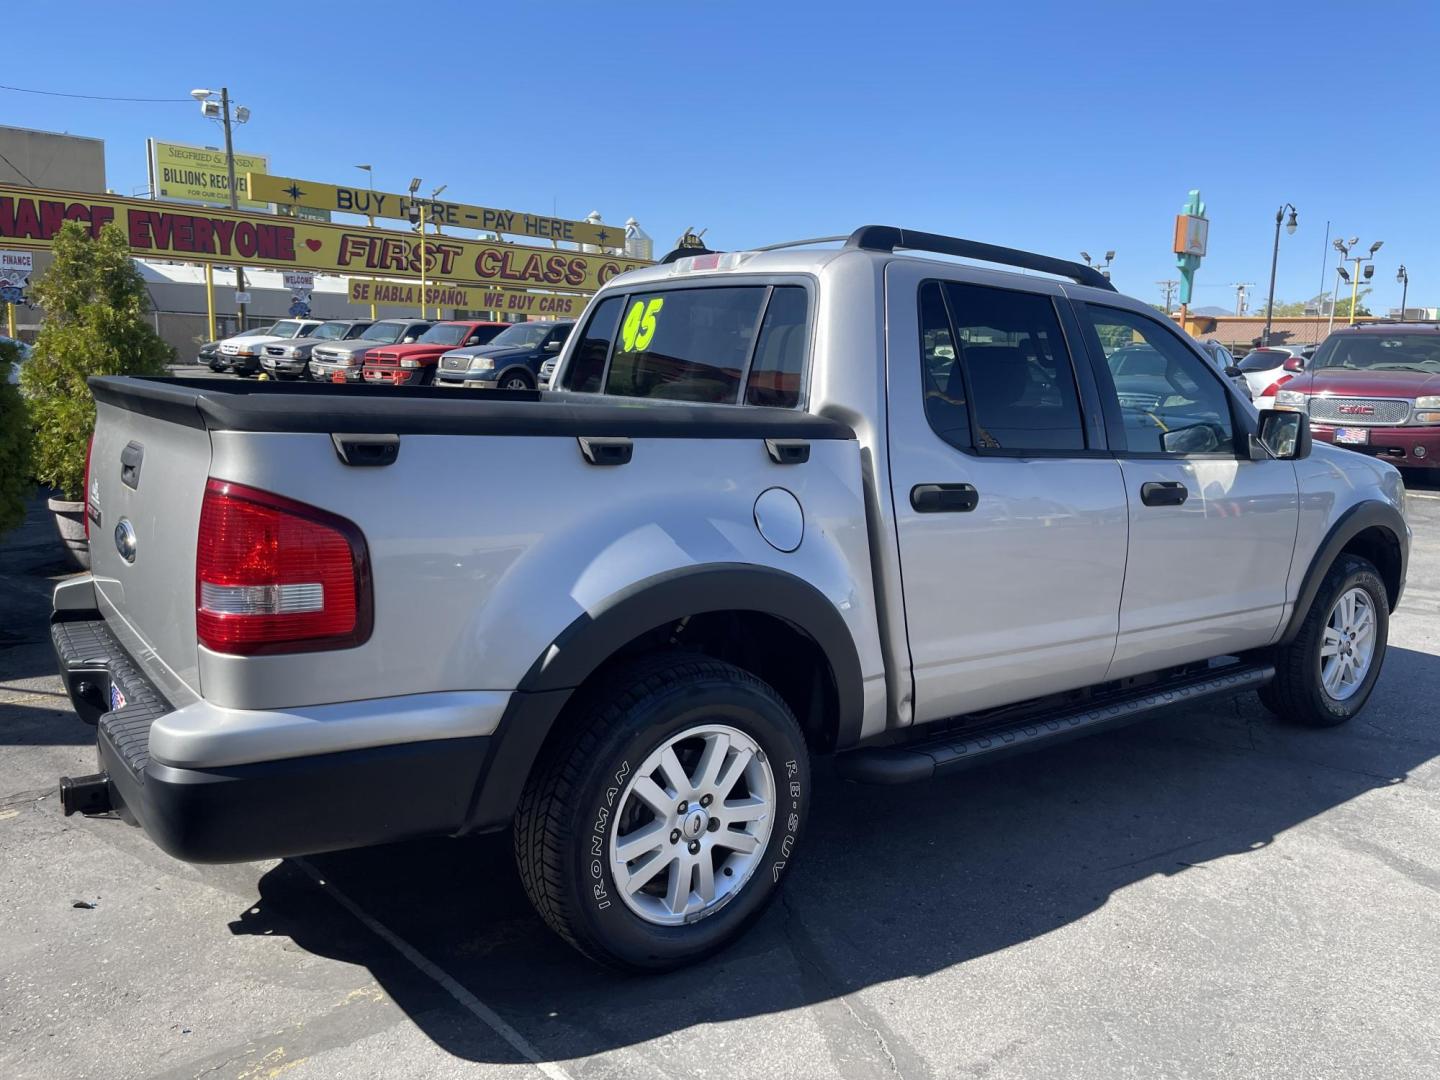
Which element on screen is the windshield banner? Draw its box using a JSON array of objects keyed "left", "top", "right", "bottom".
[
  {"left": 347, "top": 278, "right": 592, "bottom": 318},
  {"left": 0, "top": 184, "right": 649, "bottom": 292}
]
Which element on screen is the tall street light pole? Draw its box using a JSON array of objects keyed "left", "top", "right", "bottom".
[
  {"left": 356, "top": 164, "right": 377, "bottom": 319},
  {"left": 192, "top": 87, "right": 250, "bottom": 331},
  {"left": 1080, "top": 250, "right": 1115, "bottom": 282},
  {"left": 1397, "top": 265, "right": 1410, "bottom": 320},
  {"left": 1262, "top": 203, "right": 1298, "bottom": 347}
]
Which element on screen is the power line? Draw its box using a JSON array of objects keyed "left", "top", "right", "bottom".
[
  {"left": 0, "top": 149, "right": 35, "bottom": 186},
  {"left": 0, "top": 83, "right": 191, "bottom": 103}
]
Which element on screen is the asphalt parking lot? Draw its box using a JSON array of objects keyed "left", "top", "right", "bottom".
[{"left": 3, "top": 478, "right": 1439, "bottom": 1080}]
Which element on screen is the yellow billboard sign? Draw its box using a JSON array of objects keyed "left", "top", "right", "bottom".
[
  {"left": 0, "top": 184, "right": 650, "bottom": 291},
  {"left": 347, "top": 278, "right": 593, "bottom": 318},
  {"left": 249, "top": 173, "right": 624, "bottom": 249},
  {"left": 148, "top": 139, "right": 269, "bottom": 211}
]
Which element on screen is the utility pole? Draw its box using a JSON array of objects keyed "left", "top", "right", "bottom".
[
  {"left": 218, "top": 87, "right": 247, "bottom": 330},
  {"left": 1230, "top": 282, "right": 1256, "bottom": 316},
  {"left": 1397, "top": 264, "right": 1410, "bottom": 320},
  {"left": 1157, "top": 279, "right": 1179, "bottom": 312}
]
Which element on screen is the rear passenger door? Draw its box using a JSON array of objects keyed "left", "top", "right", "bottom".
[
  {"left": 886, "top": 265, "right": 1130, "bottom": 723},
  {"left": 1072, "top": 303, "right": 1299, "bottom": 678}
]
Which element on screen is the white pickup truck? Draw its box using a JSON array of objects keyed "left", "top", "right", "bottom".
[{"left": 53, "top": 227, "right": 1409, "bottom": 971}]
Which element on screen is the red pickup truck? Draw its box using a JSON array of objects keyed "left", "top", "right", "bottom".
[
  {"left": 1274, "top": 322, "right": 1440, "bottom": 473},
  {"left": 363, "top": 320, "right": 507, "bottom": 385}
]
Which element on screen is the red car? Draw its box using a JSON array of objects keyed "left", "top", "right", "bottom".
[
  {"left": 1275, "top": 322, "right": 1440, "bottom": 471},
  {"left": 362, "top": 321, "right": 507, "bottom": 386}
]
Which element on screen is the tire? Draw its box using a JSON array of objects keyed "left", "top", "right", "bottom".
[
  {"left": 1261, "top": 554, "right": 1388, "bottom": 726},
  {"left": 499, "top": 370, "right": 535, "bottom": 391},
  {"left": 514, "top": 653, "right": 809, "bottom": 971}
]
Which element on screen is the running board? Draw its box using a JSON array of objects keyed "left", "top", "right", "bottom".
[{"left": 835, "top": 663, "right": 1274, "bottom": 785}]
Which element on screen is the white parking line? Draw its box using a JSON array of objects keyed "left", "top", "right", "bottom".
[
  {"left": 293, "top": 857, "right": 577, "bottom": 1080},
  {"left": 1407, "top": 491, "right": 1440, "bottom": 501}
]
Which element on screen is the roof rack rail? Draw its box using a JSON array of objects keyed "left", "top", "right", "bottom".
[{"left": 846, "top": 225, "right": 1117, "bottom": 292}]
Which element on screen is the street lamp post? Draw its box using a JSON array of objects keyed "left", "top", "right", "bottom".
[
  {"left": 191, "top": 88, "right": 250, "bottom": 330},
  {"left": 190, "top": 90, "right": 249, "bottom": 329},
  {"left": 1079, "top": 250, "right": 1115, "bottom": 281},
  {"left": 408, "top": 178, "right": 427, "bottom": 319},
  {"left": 1262, "top": 203, "right": 1298, "bottom": 346},
  {"left": 1329, "top": 237, "right": 1383, "bottom": 328},
  {"left": 1397, "top": 265, "right": 1410, "bottom": 320}
]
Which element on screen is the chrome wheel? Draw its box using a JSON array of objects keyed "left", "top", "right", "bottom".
[
  {"left": 609, "top": 724, "right": 775, "bottom": 926},
  {"left": 501, "top": 374, "right": 532, "bottom": 390},
  {"left": 1320, "top": 586, "right": 1376, "bottom": 701}
]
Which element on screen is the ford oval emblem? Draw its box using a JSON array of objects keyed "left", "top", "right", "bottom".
[{"left": 114, "top": 519, "right": 137, "bottom": 564}]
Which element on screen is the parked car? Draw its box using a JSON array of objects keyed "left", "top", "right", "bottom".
[
  {"left": 308, "top": 319, "right": 433, "bottom": 383},
  {"left": 539, "top": 354, "right": 559, "bottom": 388},
  {"left": 434, "top": 320, "right": 574, "bottom": 389},
  {"left": 215, "top": 319, "right": 324, "bottom": 376},
  {"left": 54, "top": 226, "right": 1408, "bottom": 973},
  {"left": 1235, "top": 347, "right": 1309, "bottom": 410},
  {"left": 197, "top": 340, "right": 222, "bottom": 369},
  {"left": 1274, "top": 321, "right": 1440, "bottom": 471},
  {"left": 362, "top": 321, "right": 507, "bottom": 386},
  {"left": 260, "top": 320, "right": 374, "bottom": 380},
  {"left": 1197, "top": 339, "right": 1252, "bottom": 400}
]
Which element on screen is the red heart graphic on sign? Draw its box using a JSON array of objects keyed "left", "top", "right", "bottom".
[{"left": 305, "top": 239, "right": 322, "bottom": 252}]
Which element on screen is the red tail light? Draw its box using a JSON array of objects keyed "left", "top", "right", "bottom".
[
  {"left": 83, "top": 435, "right": 95, "bottom": 542},
  {"left": 196, "top": 479, "right": 371, "bottom": 656},
  {"left": 1260, "top": 373, "right": 1294, "bottom": 400}
]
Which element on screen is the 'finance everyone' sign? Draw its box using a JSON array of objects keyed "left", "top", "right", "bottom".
[{"left": 0, "top": 185, "right": 649, "bottom": 292}]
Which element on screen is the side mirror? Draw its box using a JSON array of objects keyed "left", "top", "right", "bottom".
[
  {"left": 403, "top": 336, "right": 416, "bottom": 343},
  {"left": 1256, "top": 409, "right": 1311, "bottom": 460},
  {"left": 544, "top": 339, "right": 562, "bottom": 352},
  {"left": 1161, "top": 423, "right": 1221, "bottom": 454},
  {"left": 1224, "top": 364, "right": 1243, "bottom": 378},
  {"left": 1282, "top": 356, "right": 1304, "bottom": 373}
]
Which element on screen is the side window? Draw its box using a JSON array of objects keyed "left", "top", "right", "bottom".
[
  {"left": 604, "top": 287, "right": 766, "bottom": 403},
  {"left": 562, "top": 297, "right": 622, "bottom": 392},
  {"left": 744, "top": 286, "right": 808, "bottom": 408},
  {"left": 940, "top": 282, "right": 1086, "bottom": 452},
  {"left": 918, "top": 281, "right": 970, "bottom": 449},
  {"left": 1081, "top": 305, "right": 1235, "bottom": 455}
]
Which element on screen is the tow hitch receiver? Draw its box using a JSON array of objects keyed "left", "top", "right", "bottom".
[{"left": 59, "top": 773, "right": 114, "bottom": 816}]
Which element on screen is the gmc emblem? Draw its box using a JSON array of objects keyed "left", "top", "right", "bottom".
[{"left": 1337, "top": 404, "right": 1375, "bottom": 415}]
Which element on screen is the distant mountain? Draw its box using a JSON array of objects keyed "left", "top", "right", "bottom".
[{"left": 1192, "top": 305, "right": 1232, "bottom": 316}]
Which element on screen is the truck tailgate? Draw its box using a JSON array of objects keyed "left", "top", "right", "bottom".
[{"left": 88, "top": 396, "right": 211, "bottom": 705}]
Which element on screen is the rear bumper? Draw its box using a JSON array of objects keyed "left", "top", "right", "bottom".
[
  {"left": 1312, "top": 423, "right": 1440, "bottom": 468},
  {"left": 51, "top": 608, "right": 515, "bottom": 862}
]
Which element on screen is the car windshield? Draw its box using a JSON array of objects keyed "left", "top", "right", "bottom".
[
  {"left": 1238, "top": 350, "right": 1288, "bottom": 372},
  {"left": 418, "top": 324, "right": 470, "bottom": 345},
  {"left": 310, "top": 322, "right": 351, "bottom": 341},
  {"left": 1312, "top": 334, "right": 1440, "bottom": 372},
  {"left": 361, "top": 322, "right": 407, "bottom": 343},
  {"left": 271, "top": 320, "right": 307, "bottom": 337},
  {"left": 488, "top": 323, "right": 551, "bottom": 347},
  {"left": 1108, "top": 345, "right": 1166, "bottom": 377}
]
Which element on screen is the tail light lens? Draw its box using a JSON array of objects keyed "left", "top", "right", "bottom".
[
  {"left": 196, "top": 479, "right": 371, "bottom": 656},
  {"left": 1260, "top": 373, "right": 1294, "bottom": 400}
]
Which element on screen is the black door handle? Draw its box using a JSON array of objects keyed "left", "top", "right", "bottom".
[
  {"left": 1140, "top": 481, "right": 1189, "bottom": 507},
  {"left": 911, "top": 483, "right": 979, "bottom": 513}
]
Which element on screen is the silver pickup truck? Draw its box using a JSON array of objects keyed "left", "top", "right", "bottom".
[{"left": 52, "top": 227, "right": 1409, "bottom": 971}]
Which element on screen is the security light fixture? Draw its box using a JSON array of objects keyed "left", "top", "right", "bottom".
[
  {"left": 408, "top": 178, "right": 422, "bottom": 194},
  {"left": 190, "top": 88, "right": 214, "bottom": 101},
  {"left": 1284, "top": 209, "right": 1298, "bottom": 235},
  {"left": 431, "top": 184, "right": 447, "bottom": 198},
  {"left": 1363, "top": 264, "right": 1375, "bottom": 280},
  {"left": 234, "top": 106, "right": 250, "bottom": 124},
  {"left": 1369, "top": 240, "right": 1384, "bottom": 254}
]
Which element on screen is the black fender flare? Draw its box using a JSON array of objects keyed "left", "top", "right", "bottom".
[
  {"left": 1279, "top": 499, "right": 1407, "bottom": 646},
  {"left": 462, "top": 564, "right": 865, "bottom": 832}
]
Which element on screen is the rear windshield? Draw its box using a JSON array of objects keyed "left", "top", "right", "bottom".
[
  {"left": 418, "top": 324, "right": 470, "bottom": 346},
  {"left": 1237, "top": 350, "right": 1288, "bottom": 372},
  {"left": 561, "top": 284, "right": 810, "bottom": 407},
  {"left": 362, "top": 322, "right": 407, "bottom": 343},
  {"left": 1311, "top": 333, "right": 1440, "bottom": 372}
]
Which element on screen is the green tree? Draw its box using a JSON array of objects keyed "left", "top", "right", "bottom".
[
  {"left": 20, "top": 222, "right": 172, "bottom": 499},
  {"left": 0, "top": 339, "right": 32, "bottom": 537},
  {"left": 1332, "top": 288, "right": 1372, "bottom": 319}
]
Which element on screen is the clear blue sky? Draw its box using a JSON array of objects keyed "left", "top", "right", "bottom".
[{"left": 4, "top": 0, "right": 1436, "bottom": 313}]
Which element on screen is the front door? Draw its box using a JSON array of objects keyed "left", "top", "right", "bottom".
[
  {"left": 1071, "top": 302, "right": 1300, "bottom": 679},
  {"left": 886, "top": 265, "right": 1129, "bottom": 724}
]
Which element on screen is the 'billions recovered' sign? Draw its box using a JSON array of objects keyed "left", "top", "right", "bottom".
[
  {"left": 0, "top": 185, "right": 650, "bottom": 291},
  {"left": 347, "top": 278, "right": 593, "bottom": 318}
]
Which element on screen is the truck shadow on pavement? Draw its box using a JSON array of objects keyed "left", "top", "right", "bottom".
[{"left": 231, "top": 644, "right": 1440, "bottom": 1068}]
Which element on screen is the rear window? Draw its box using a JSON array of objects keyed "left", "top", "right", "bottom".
[
  {"left": 1237, "top": 349, "right": 1287, "bottom": 372},
  {"left": 1311, "top": 333, "right": 1440, "bottom": 372},
  {"left": 563, "top": 284, "right": 810, "bottom": 406}
]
